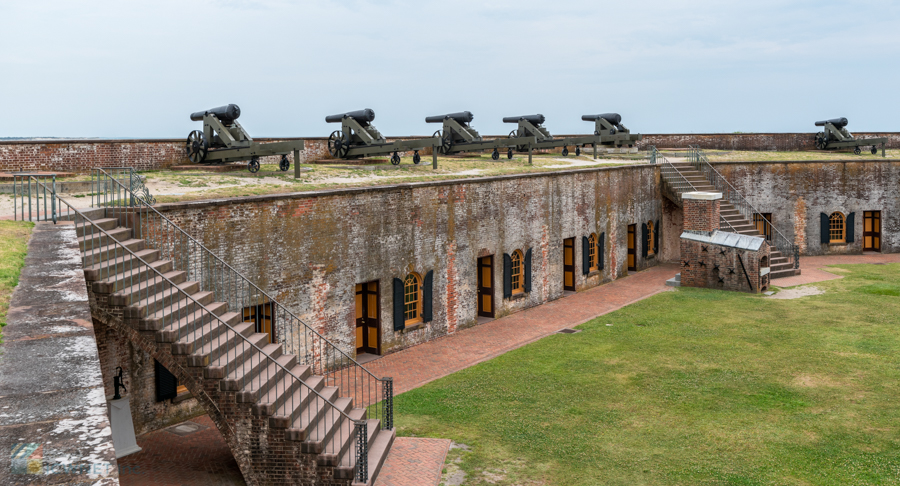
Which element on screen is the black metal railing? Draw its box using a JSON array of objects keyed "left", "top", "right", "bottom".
[
  {"left": 19, "top": 174, "right": 380, "bottom": 483},
  {"left": 686, "top": 146, "right": 799, "bottom": 268},
  {"left": 13, "top": 174, "right": 57, "bottom": 222}
]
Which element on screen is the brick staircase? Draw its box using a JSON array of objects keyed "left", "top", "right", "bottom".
[
  {"left": 73, "top": 206, "right": 394, "bottom": 485},
  {"left": 666, "top": 161, "right": 797, "bottom": 279}
]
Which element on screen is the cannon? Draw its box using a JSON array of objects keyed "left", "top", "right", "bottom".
[
  {"left": 814, "top": 117, "right": 885, "bottom": 156},
  {"left": 185, "top": 104, "right": 305, "bottom": 173},
  {"left": 504, "top": 114, "right": 600, "bottom": 158},
  {"left": 326, "top": 109, "right": 441, "bottom": 167},
  {"left": 426, "top": 111, "right": 537, "bottom": 162},
  {"left": 582, "top": 113, "right": 642, "bottom": 149}
]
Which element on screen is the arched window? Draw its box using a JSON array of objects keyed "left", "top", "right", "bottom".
[
  {"left": 403, "top": 273, "right": 422, "bottom": 325},
  {"left": 647, "top": 221, "right": 655, "bottom": 256},
  {"left": 829, "top": 212, "right": 845, "bottom": 243},
  {"left": 588, "top": 233, "right": 599, "bottom": 272},
  {"left": 511, "top": 250, "right": 524, "bottom": 294}
]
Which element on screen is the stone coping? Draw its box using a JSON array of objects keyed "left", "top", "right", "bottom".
[
  {"left": 0, "top": 223, "right": 119, "bottom": 484},
  {"left": 152, "top": 162, "right": 659, "bottom": 211}
]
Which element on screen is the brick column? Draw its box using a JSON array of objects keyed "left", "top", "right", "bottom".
[{"left": 682, "top": 192, "right": 722, "bottom": 232}]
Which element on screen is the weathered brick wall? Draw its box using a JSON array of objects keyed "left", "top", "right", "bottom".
[
  {"left": 147, "top": 166, "right": 663, "bottom": 357},
  {"left": 636, "top": 132, "right": 900, "bottom": 151},
  {"left": 4, "top": 132, "right": 896, "bottom": 173},
  {"left": 94, "top": 319, "right": 204, "bottom": 435},
  {"left": 680, "top": 238, "right": 768, "bottom": 293},
  {"left": 710, "top": 161, "right": 900, "bottom": 256}
]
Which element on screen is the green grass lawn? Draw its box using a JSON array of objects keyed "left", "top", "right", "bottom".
[
  {"left": 0, "top": 221, "right": 33, "bottom": 340},
  {"left": 394, "top": 264, "right": 900, "bottom": 485}
]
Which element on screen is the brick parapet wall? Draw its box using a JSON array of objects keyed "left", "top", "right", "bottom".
[
  {"left": 3, "top": 132, "right": 896, "bottom": 173},
  {"left": 145, "top": 164, "right": 664, "bottom": 358},
  {"left": 683, "top": 197, "right": 720, "bottom": 233}
]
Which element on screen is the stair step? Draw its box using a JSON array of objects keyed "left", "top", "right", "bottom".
[
  {"left": 190, "top": 321, "right": 257, "bottom": 366},
  {"left": 340, "top": 420, "right": 394, "bottom": 485},
  {"left": 157, "top": 302, "right": 231, "bottom": 344},
  {"left": 75, "top": 217, "right": 118, "bottom": 236},
  {"left": 123, "top": 280, "right": 200, "bottom": 319},
  {"left": 109, "top": 270, "right": 187, "bottom": 307},
  {"left": 83, "top": 248, "right": 160, "bottom": 282},
  {"left": 318, "top": 408, "right": 367, "bottom": 467},
  {"left": 284, "top": 382, "right": 337, "bottom": 439},
  {"left": 770, "top": 268, "right": 799, "bottom": 279},
  {"left": 91, "top": 259, "right": 173, "bottom": 294},
  {"left": 82, "top": 238, "right": 147, "bottom": 267},
  {"left": 78, "top": 226, "right": 132, "bottom": 251},
  {"left": 137, "top": 290, "right": 214, "bottom": 330},
  {"left": 303, "top": 397, "right": 355, "bottom": 454},
  {"left": 209, "top": 332, "right": 272, "bottom": 376}
]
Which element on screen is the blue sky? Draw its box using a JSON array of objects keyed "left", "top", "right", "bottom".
[{"left": 1, "top": 0, "right": 898, "bottom": 138}]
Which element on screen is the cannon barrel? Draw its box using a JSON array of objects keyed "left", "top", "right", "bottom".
[
  {"left": 426, "top": 111, "right": 474, "bottom": 124},
  {"left": 815, "top": 117, "right": 848, "bottom": 128},
  {"left": 502, "top": 114, "right": 546, "bottom": 126},
  {"left": 326, "top": 108, "right": 375, "bottom": 124},
  {"left": 191, "top": 104, "right": 241, "bottom": 123},
  {"left": 582, "top": 113, "right": 622, "bottom": 125}
]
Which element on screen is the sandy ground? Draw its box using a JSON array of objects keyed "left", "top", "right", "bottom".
[
  {"left": 543, "top": 156, "right": 641, "bottom": 168},
  {"left": 767, "top": 286, "right": 825, "bottom": 300}
]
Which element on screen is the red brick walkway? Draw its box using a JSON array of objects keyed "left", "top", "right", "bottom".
[
  {"left": 117, "top": 415, "right": 244, "bottom": 485},
  {"left": 365, "top": 264, "right": 678, "bottom": 395},
  {"left": 373, "top": 438, "right": 451, "bottom": 486},
  {"left": 116, "top": 263, "right": 681, "bottom": 486}
]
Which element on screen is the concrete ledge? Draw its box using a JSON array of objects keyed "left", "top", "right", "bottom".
[{"left": 0, "top": 222, "right": 119, "bottom": 484}]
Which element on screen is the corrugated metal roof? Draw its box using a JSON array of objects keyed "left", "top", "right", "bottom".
[{"left": 681, "top": 230, "right": 765, "bottom": 251}]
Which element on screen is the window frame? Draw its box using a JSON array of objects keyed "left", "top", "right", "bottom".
[
  {"left": 647, "top": 221, "right": 655, "bottom": 256},
  {"left": 403, "top": 272, "right": 422, "bottom": 326},
  {"left": 588, "top": 233, "right": 599, "bottom": 272},
  {"left": 829, "top": 212, "right": 846, "bottom": 243},
  {"left": 511, "top": 250, "right": 524, "bottom": 294}
]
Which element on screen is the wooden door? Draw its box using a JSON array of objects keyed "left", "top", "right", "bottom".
[
  {"left": 864, "top": 211, "right": 881, "bottom": 251},
  {"left": 355, "top": 281, "right": 380, "bottom": 355},
  {"left": 243, "top": 302, "right": 274, "bottom": 344},
  {"left": 477, "top": 256, "right": 494, "bottom": 318},
  {"left": 754, "top": 213, "right": 773, "bottom": 241},
  {"left": 627, "top": 225, "right": 637, "bottom": 272},
  {"left": 563, "top": 238, "right": 576, "bottom": 291}
]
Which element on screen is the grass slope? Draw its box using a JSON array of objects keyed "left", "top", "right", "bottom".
[
  {"left": 394, "top": 264, "right": 900, "bottom": 485},
  {"left": 0, "top": 221, "right": 33, "bottom": 340}
]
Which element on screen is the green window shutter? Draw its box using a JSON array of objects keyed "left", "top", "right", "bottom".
[
  {"left": 641, "top": 223, "right": 649, "bottom": 258},
  {"left": 393, "top": 277, "right": 404, "bottom": 331},
  {"left": 524, "top": 248, "right": 532, "bottom": 293},
  {"left": 846, "top": 212, "right": 855, "bottom": 243},
  {"left": 423, "top": 270, "right": 433, "bottom": 323},
  {"left": 155, "top": 360, "right": 177, "bottom": 402},
  {"left": 503, "top": 253, "right": 512, "bottom": 298},
  {"left": 582, "top": 236, "right": 590, "bottom": 275},
  {"left": 820, "top": 213, "right": 830, "bottom": 244},
  {"left": 599, "top": 232, "right": 605, "bottom": 270},
  {"left": 654, "top": 219, "right": 660, "bottom": 254}
]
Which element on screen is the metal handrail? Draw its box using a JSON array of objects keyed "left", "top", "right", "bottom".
[
  {"left": 686, "top": 146, "right": 799, "bottom": 268},
  {"left": 21, "top": 175, "right": 374, "bottom": 483},
  {"left": 90, "top": 168, "right": 392, "bottom": 430}
]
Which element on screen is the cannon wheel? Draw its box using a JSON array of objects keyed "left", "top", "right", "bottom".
[
  {"left": 433, "top": 130, "right": 452, "bottom": 155},
  {"left": 185, "top": 130, "right": 208, "bottom": 164},
  {"left": 562, "top": 147, "right": 569, "bottom": 157},
  {"left": 390, "top": 152, "right": 401, "bottom": 165},
  {"left": 576, "top": 146, "right": 581, "bottom": 156},
  {"left": 491, "top": 149, "right": 500, "bottom": 161},
  {"left": 248, "top": 157, "right": 260, "bottom": 173},
  {"left": 328, "top": 130, "right": 348, "bottom": 158},
  {"left": 279, "top": 155, "right": 290, "bottom": 172},
  {"left": 507, "top": 148, "right": 513, "bottom": 159},
  {"left": 854, "top": 147, "right": 862, "bottom": 155},
  {"left": 413, "top": 151, "right": 421, "bottom": 164},
  {"left": 872, "top": 146, "right": 879, "bottom": 155}
]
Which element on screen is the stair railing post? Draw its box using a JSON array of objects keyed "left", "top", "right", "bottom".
[
  {"left": 383, "top": 377, "right": 393, "bottom": 430},
  {"left": 355, "top": 420, "right": 368, "bottom": 484},
  {"left": 51, "top": 175, "right": 56, "bottom": 224}
]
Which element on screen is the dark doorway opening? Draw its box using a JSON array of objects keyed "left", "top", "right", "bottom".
[
  {"left": 477, "top": 256, "right": 494, "bottom": 318},
  {"left": 753, "top": 213, "right": 773, "bottom": 241},
  {"left": 864, "top": 211, "right": 881, "bottom": 251},
  {"left": 563, "top": 238, "right": 576, "bottom": 291},
  {"left": 243, "top": 302, "right": 275, "bottom": 344},
  {"left": 355, "top": 281, "right": 380, "bottom": 356},
  {"left": 627, "top": 225, "right": 637, "bottom": 272}
]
